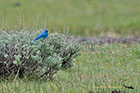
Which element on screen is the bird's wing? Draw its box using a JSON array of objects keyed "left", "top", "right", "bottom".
[
  {"left": 36, "top": 33, "right": 46, "bottom": 39},
  {"left": 32, "top": 33, "right": 45, "bottom": 42}
]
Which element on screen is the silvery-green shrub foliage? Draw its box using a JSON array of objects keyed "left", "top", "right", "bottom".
[{"left": 0, "top": 30, "right": 80, "bottom": 79}]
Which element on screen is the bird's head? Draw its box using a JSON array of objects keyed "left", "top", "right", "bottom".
[{"left": 44, "top": 29, "right": 48, "bottom": 33}]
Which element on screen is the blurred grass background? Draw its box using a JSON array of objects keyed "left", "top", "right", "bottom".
[{"left": 0, "top": 0, "right": 140, "bottom": 36}]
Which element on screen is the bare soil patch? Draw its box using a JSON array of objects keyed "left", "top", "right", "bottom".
[{"left": 75, "top": 37, "right": 140, "bottom": 44}]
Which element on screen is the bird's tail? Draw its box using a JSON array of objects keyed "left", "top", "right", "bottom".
[
  {"left": 32, "top": 37, "right": 40, "bottom": 43},
  {"left": 32, "top": 39, "right": 36, "bottom": 43}
]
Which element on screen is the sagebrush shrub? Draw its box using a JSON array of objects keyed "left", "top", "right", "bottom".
[{"left": 0, "top": 30, "right": 80, "bottom": 79}]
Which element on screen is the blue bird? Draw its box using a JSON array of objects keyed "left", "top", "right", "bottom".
[{"left": 32, "top": 29, "right": 48, "bottom": 42}]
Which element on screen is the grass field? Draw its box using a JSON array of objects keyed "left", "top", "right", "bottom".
[
  {"left": 0, "top": 44, "right": 139, "bottom": 93},
  {"left": 0, "top": 0, "right": 140, "bottom": 93},
  {"left": 0, "top": 0, "right": 140, "bottom": 36}
]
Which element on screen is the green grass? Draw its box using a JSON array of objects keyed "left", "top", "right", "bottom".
[
  {"left": 0, "top": 0, "right": 139, "bottom": 92},
  {"left": 0, "top": 0, "right": 140, "bottom": 36},
  {"left": 0, "top": 43, "right": 139, "bottom": 93}
]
